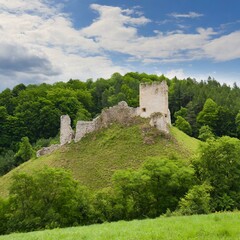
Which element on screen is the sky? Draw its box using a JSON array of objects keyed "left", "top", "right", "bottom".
[{"left": 0, "top": 0, "right": 240, "bottom": 91}]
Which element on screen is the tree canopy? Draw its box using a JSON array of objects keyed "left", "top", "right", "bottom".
[{"left": 1, "top": 72, "right": 240, "bottom": 174}]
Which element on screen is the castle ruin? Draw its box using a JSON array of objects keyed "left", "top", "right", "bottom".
[
  {"left": 37, "top": 81, "right": 171, "bottom": 157},
  {"left": 139, "top": 81, "right": 168, "bottom": 118}
]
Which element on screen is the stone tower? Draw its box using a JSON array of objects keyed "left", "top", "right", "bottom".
[{"left": 139, "top": 81, "right": 170, "bottom": 118}]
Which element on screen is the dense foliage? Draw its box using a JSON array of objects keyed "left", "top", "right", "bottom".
[
  {"left": 1, "top": 135, "right": 240, "bottom": 235},
  {"left": 0, "top": 157, "right": 194, "bottom": 234},
  {"left": 193, "top": 137, "right": 240, "bottom": 211},
  {"left": 7, "top": 168, "right": 91, "bottom": 232},
  {"left": 1, "top": 73, "right": 240, "bottom": 175}
]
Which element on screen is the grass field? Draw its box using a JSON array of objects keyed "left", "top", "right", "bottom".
[
  {"left": 0, "top": 124, "right": 200, "bottom": 198},
  {"left": 0, "top": 212, "right": 239, "bottom": 240}
]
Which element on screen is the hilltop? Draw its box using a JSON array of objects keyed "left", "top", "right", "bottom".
[
  {"left": 0, "top": 122, "right": 199, "bottom": 198},
  {"left": 1, "top": 74, "right": 240, "bottom": 183}
]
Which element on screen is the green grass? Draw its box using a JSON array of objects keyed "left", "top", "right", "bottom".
[
  {"left": 0, "top": 123, "right": 200, "bottom": 198},
  {"left": 0, "top": 212, "right": 240, "bottom": 240},
  {"left": 170, "top": 127, "right": 200, "bottom": 154}
]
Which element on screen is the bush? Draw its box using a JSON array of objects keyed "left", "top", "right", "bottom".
[
  {"left": 198, "top": 125, "right": 215, "bottom": 141},
  {"left": 193, "top": 137, "right": 240, "bottom": 211},
  {"left": 178, "top": 184, "right": 212, "bottom": 215},
  {"left": 14, "top": 137, "right": 34, "bottom": 164},
  {"left": 0, "top": 150, "right": 15, "bottom": 176},
  {"left": 0, "top": 198, "right": 9, "bottom": 235},
  {"left": 112, "top": 157, "right": 195, "bottom": 219},
  {"left": 174, "top": 116, "right": 192, "bottom": 136},
  {"left": 33, "top": 138, "right": 52, "bottom": 151},
  {"left": 8, "top": 168, "right": 93, "bottom": 232}
]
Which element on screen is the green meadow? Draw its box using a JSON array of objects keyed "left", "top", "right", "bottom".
[
  {"left": 0, "top": 124, "right": 199, "bottom": 198},
  {"left": 1, "top": 212, "right": 239, "bottom": 240}
]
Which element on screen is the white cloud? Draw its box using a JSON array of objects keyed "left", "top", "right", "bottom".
[
  {"left": 0, "top": 0, "right": 131, "bottom": 90},
  {"left": 90, "top": 4, "right": 150, "bottom": 26},
  {"left": 219, "top": 20, "right": 240, "bottom": 30},
  {"left": 82, "top": 5, "right": 240, "bottom": 63},
  {"left": 165, "top": 69, "right": 189, "bottom": 79},
  {"left": 0, "top": 0, "right": 58, "bottom": 16},
  {"left": 203, "top": 31, "right": 240, "bottom": 61},
  {"left": 0, "top": 1, "right": 240, "bottom": 91},
  {"left": 81, "top": 5, "right": 216, "bottom": 62},
  {"left": 82, "top": 4, "right": 150, "bottom": 47},
  {"left": 169, "top": 12, "right": 204, "bottom": 19}
]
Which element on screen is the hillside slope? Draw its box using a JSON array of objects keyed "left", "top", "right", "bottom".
[{"left": 0, "top": 122, "right": 199, "bottom": 198}]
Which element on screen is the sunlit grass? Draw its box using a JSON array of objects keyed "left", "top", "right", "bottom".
[
  {"left": 0, "top": 124, "right": 199, "bottom": 198},
  {"left": 0, "top": 212, "right": 239, "bottom": 240}
]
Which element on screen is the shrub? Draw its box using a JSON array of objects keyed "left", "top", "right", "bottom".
[
  {"left": 178, "top": 184, "right": 212, "bottom": 215},
  {"left": 174, "top": 116, "right": 192, "bottom": 136}
]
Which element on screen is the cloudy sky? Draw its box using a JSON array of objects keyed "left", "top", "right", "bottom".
[{"left": 1, "top": 0, "right": 240, "bottom": 91}]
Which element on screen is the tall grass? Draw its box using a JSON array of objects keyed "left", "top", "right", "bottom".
[
  {"left": 0, "top": 125, "right": 199, "bottom": 198},
  {"left": 0, "top": 212, "right": 239, "bottom": 240}
]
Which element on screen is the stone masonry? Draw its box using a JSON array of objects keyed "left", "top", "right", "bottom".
[
  {"left": 138, "top": 81, "right": 171, "bottom": 132},
  {"left": 36, "top": 115, "right": 74, "bottom": 157},
  {"left": 60, "top": 115, "right": 74, "bottom": 145},
  {"left": 75, "top": 101, "right": 137, "bottom": 142},
  {"left": 139, "top": 81, "right": 169, "bottom": 118}
]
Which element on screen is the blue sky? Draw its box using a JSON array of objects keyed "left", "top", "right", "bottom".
[{"left": 0, "top": 0, "right": 240, "bottom": 91}]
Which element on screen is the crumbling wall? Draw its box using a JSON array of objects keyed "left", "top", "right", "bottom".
[
  {"left": 149, "top": 112, "right": 169, "bottom": 134},
  {"left": 60, "top": 115, "right": 74, "bottom": 145},
  {"left": 138, "top": 81, "right": 171, "bottom": 133},
  {"left": 75, "top": 117, "right": 100, "bottom": 142},
  {"left": 36, "top": 115, "right": 74, "bottom": 157},
  {"left": 167, "top": 109, "right": 171, "bottom": 125},
  {"left": 100, "top": 101, "right": 137, "bottom": 127},
  {"left": 36, "top": 144, "right": 60, "bottom": 157},
  {"left": 75, "top": 101, "right": 137, "bottom": 142}
]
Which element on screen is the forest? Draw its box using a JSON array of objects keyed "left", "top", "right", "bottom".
[{"left": 1, "top": 72, "right": 240, "bottom": 234}]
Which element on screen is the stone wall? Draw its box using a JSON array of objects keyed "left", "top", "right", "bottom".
[
  {"left": 75, "top": 118, "right": 99, "bottom": 142},
  {"left": 138, "top": 81, "right": 171, "bottom": 133},
  {"left": 149, "top": 112, "right": 169, "bottom": 133},
  {"left": 60, "top": 115, "right": 74, "bottom": 145},
  {"left": 36, "top": 144, "right": 60, "bottom": 157},
  {"left": 100, "top": 101, "right": 137, "bottom": 127},
  {"left": 75, "top": 101, "right": 137, "bottom": 142}
]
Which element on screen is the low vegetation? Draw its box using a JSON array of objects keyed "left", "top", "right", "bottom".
[
  {"left": 0, "top": 131, "right": 240, "bottom": 235},
  {"left": 0, "top": 212, "right": 240, "bottom": 240},
  {"left": 0, "top": 125, "right": 199, "bottom": 198}
]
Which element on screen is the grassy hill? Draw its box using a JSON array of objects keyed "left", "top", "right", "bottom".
[
  {"left": 0, "top": 121, "right": 200, "bottom": 198},
  {"left": 0, "top": 212, "right": 239, "bottom": 240}
]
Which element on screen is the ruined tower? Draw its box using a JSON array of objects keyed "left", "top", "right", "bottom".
[{"left": 139, "top": 81, "right": 171, "bottom": 124}]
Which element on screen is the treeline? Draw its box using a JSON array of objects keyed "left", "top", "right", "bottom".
[
  {"left": 1, "top": 72, "right": 240, "bottom": 174},
  {"left": 0, "top": 73, "right": 166, "bottom": 153},
  {"left": 0, "top": 136, "right": 240, "bottom": 234}
]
